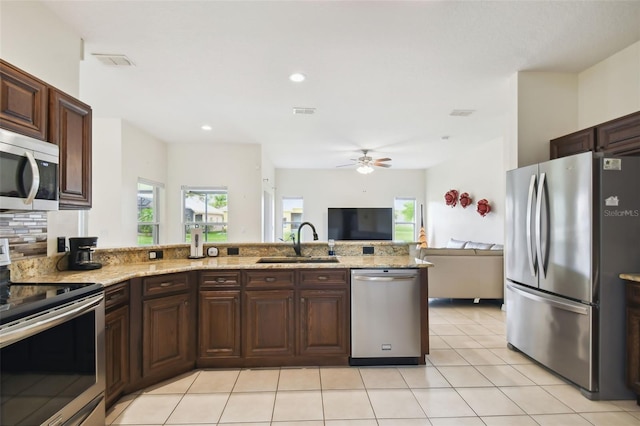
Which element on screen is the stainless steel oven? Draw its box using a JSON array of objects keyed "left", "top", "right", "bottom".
[{"left": 0, "top": 282, "right": 105, "bottom": 425}]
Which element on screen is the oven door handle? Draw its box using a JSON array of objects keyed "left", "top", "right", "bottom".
[{"left": 0, "top": 293, "right": 103, "bottom": 348}]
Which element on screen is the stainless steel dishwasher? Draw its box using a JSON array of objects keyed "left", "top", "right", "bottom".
[{"left": 350, "top": 268, "right": 420, "bottom": 366}]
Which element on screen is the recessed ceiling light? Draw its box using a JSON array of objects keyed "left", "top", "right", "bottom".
[
  {"left": 289, "top": 73, "right": 306, "bottom": 82},
  {"left": 201, "top": 125, "right": 212, "bottom": 131}
]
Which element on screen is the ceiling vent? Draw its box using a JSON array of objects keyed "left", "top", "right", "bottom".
[
  {"left": 449, "top": 109, "right": 475, "bottom": 117},
  {"left": 92, "top": 54, "right": 135, "bottom": 66},
  {"left": 292, "top": 107, "right": 316, "bottom": 115}
]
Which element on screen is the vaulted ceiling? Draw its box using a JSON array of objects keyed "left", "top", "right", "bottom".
[{"left": 43, "top": 1, "right": 640, "bottom": 169}]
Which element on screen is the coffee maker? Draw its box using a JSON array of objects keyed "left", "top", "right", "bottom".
[{"left": 68, "top": 237, "right": 102, "bottom": 270}]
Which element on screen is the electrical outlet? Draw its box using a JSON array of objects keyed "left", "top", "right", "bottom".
[
  {"left": 363, "top": 246, "right": 374, "bottom": 255},
  {"left": 148, "top": 250, "right": 163, "bottom": 260},
  {"left": 57, "top": 237, "right": 66, "bottom": 253},
  {"left": 227, "top": 247, "right": 239, "bottom": 256}
]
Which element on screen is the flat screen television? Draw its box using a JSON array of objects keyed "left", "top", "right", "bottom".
[{"left": 327, "top": 207, "right": 393, "bottom": 241}]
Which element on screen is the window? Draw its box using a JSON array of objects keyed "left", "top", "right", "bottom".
[
  {"left": 282, "top": 197, "right": 303, "bottom": 241},
  {"left": 394, "top": 197, "right": 416, "bottom": 242},
  {"left": 137, "top": 179, "right": 163, "bottom": 245},
  {"left": 183, "top": 187, "right": 228, "bottom": 242}
]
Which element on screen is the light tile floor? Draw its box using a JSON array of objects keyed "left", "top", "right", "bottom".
[{"left": 107, "top": 300, "right": 640, "bottom": 425}]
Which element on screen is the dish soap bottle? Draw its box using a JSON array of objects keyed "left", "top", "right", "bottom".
[{"left": 328, "top": 239, "right": 336, "bottom": 256}]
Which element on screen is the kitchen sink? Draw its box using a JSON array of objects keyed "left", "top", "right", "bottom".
[{"left": 256, "top": 256, "right": 340, "bottom": 264}]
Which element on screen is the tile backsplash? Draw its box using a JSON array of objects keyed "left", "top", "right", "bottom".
[{"left": 0, "top": 211, "right": 47, "bottom": 259}]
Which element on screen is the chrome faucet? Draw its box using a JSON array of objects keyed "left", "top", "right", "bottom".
[{"left": 293, "top": 222, "right": 318, "bottom": 256}]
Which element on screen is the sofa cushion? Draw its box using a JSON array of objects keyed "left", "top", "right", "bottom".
[
  {"left": 466, "top": 241, "right": 494, "bottom": 250},
  {"left": 420, "top": 248, "right": 471, "bottom": 256},
  {"left": 446, "top": 238, "right": 468, "bottom": 249},
  {"left": 490, "top": 244, "right": 504, "bottom": 250}
]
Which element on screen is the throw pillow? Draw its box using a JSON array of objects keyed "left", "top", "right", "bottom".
[{"left": 446, "top": 238, "right": 468, "bottom": 249}]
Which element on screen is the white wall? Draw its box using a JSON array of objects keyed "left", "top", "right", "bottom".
[
  {"left": 0, "top": 1, "right": 80, "bottom": 96},
  {"left": 425, "top": 138, "right": 505, "bottom": 248},
  {"left": 87, "top": 118, "right": 124, "bottom": 246},
  {"left": 121, "top": 121, "right": 168, "bottom": 245},
  {"left": 274, "top": 169, "right": 425, "bottom": 241},
  {"left": 88, "top": 119, "right": 168, "bottom": 247},
  {"left": 166, "top": 143, "right": 263, "bottom": 243},
  {"left": 578, "top": 40, "right": 640, "bottom": 127},
  {"left": 516, "top": 72, "right": 578, "bottom": 167}
]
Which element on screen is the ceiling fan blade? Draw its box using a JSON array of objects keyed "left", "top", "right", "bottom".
[
  {"left": 374, "top": 157, "right": 391, "bottom": 162},
  {"left": 374, "top": 163, "right": 392, "bottom": 168},
  {"left": 336, "top": 163, "right": 355, "bottom": 168}
]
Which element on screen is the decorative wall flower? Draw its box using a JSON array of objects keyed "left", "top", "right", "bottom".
[
  {"left": 477, "top": 199, "right": 491, "bottom": 217},
  {"left": 444, "top": 189, "right": 459, "bottom": 207},
  {"left": 459, "top": 192, "right": 472, "bottom": 208}
]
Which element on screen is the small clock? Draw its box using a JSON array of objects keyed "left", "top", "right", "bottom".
[{"left": 207, "top": 247, "right": 219, "bottom": 257}]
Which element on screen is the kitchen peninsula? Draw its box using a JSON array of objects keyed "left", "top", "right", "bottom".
[{"left": 9, "top": 242, "right": 432, "bottom": 408}]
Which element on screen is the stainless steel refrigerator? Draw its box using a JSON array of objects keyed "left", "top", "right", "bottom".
[{"left": 505, "top": 151, "right": 640, "bottom": 400}]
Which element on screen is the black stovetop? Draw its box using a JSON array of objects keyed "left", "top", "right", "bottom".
[{"left": 0, "top": 279, "right": 103, "bottom": 325}]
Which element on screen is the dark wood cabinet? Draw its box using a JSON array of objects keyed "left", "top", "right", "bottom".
[
  {"left": 550, "top": 111, "right": 640, "bottom": 159},
  {"left": 550, "top": 127, "right": 596, "bottom": 159},
  {"left": 0, "top": 60, "right": 93, "bottom": 210},
  {"left": 0, "top": 59, "right": 47, "bottom": 140},
  {"left": 198, "top": 271, "right": 242, "bottom": 363},
  {"left": 104, "top": 282, "right": 130, "bottom": 409},
  {"left": 142, "top": 292, "right": 191, "bottom": 377},
  {"left": 244, "top": 289, "right": 295, "bottom": 358},
  {"left": 129, "top": 272, "right": 196, "bottom": 391},
  {"left": 625, "top": 280, "right": 640, "bottom": 405},
  {"left": 298, "top": 289, "right": 349, "bottom": 356},
  {"left": 598, "top": 111, "right": 640, "bottom": 156},
  {"left": 48, "top": 89, "right": 92, "bottom": 209}
]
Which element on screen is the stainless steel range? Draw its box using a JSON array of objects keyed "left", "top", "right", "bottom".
[{"left": 0, "top": 239, "right": 105, "bottom": 425}]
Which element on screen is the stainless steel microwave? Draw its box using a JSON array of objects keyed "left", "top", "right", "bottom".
[{"left": 0, "top": 128, "right": 59, "bottom": 211}]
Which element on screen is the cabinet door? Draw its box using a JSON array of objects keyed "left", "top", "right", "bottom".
[
  {"left": 199, "top": 290, "right": 241, "bottom": 359},
  {"left": 598, "top": 111, "right": 640, "bottom": 156},
  {"left": 142, "top": 293, "right": 191, "bottom": 377},
  {"left": 244, "top": 290, "right": 294, "bottom": 357},
  {"left": 298, "top": 289, "right": 349, "bottom": 356},
  {"left": 105, "top": 304, "right": 129, "bottom": 408},
  {"left": 626, "top": 282, "right": 640, "bottom": 398},
  {"left": 48, "top": 89, "right": 92, "bottom": 209},
  {"left": 550, "top": 128, "right": 595, "bottom": 159},
  {"left": 0, "top": 60, "right": 47, "bottom": 140}
]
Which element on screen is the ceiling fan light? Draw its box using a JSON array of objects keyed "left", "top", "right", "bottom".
[{"left": 357, "top": 164, "right": 374, "bottom": 174}]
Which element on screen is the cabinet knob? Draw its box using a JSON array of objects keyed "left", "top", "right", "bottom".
[
  {"left": 265, "top": 277, "right": 276, "bottom": 283},
  {"left": 318, "top": 276, "right": 328, "bottom": 281},
  {"left": 159, "top": 282, "right": 173, "bottom": 287},
  {"left": 216, "top": 277, "right": 227, "bottom": 283}
]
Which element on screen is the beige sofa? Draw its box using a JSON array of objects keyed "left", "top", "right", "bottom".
[{"left": 417, "top": 240, "right": 504, "bottom": 300}]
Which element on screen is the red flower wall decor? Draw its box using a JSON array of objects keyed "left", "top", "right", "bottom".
[
  {"left": 459, "top": 192, "right": 472, "bottom": 208},
  {"left": 477, "top": 199, "right": 491, "bottom": 217},
  {"left": 444, "top": 189, "right": 459, "bottom": 207}
]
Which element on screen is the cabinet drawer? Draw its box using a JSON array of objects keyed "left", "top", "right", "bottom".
[
  {"left": 627, "top": 282, "right": 640, "bottom": 306},
  {"left": 142, "top": 273, "right": 190, "bottom": 297},
  {"left": 244, "top": 270, "right": 295, "bottom": 288},
  {"left": 200, "top": 271, "right": 241, "bottom": 289},
  {"left": 299, "top": 269, "right": 348, "bottom": 286},
  {"left": 105, "top": 282, "right": 129, "bottom": 310}
]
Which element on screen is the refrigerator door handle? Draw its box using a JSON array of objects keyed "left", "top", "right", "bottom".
[
  {"left": 507, "top": 283, "right": 589, "bottom": 315},
  {"left": 535, "top": 172, "right": 547, "bottom": 279},
  {"left": 526, "top": 174, "right": 538, "bottom": 277}
]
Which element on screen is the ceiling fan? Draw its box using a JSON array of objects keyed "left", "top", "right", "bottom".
[{"left": 337, "top": 150, "right": 392, "bottom": 174}]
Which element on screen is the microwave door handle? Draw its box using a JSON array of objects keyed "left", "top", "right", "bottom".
[{"left": 23, "top": 150, "right": 40, "bottom": 205}]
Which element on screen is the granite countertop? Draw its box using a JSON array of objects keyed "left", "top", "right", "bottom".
[
  {"left": 15, "top": 255, "right": 432, "bottom": 287},
  {"left": 620, "top": 273, "right": 640, "bottom": 283}
]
